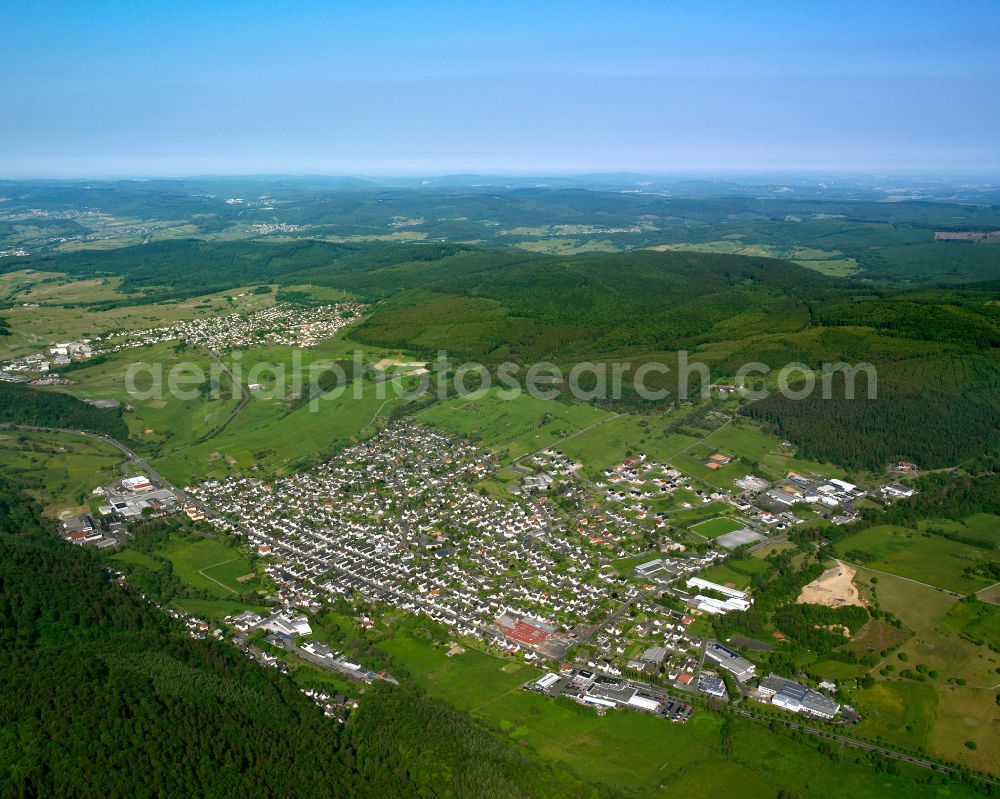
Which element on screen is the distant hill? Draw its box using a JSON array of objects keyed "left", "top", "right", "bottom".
[{"left": 7, "top": 237, "right": 1000, "bottom": 470}]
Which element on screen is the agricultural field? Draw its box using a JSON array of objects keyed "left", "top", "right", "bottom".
[
  {"left": 688, "top": 515, "right": 746, "bottom": 539},
  {"left": 917, "top": 513, "right": 1000, "bottom": 547},
  {"left": 0, "top": 428, "right": 126, "bottom": 517},
  {"left": 835, "top": 525, "right": 1000, "bottom": 595},
  {"left": 416, "top": 390, "right": 615, "bottom": 464},
  {"left": 647, "top": 239, "right": 860, "bottom": 277}
]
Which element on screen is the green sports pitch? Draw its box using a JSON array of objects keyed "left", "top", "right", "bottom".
[{"left": 688, "top": 516, "right": 746, "bottom": 538}]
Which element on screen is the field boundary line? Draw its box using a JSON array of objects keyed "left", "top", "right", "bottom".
[
  {"left": 846, "top": 561, "right": 964, "bottom": 597},
  {"left": 198, "top": 557, "right": 242, "bottom": 595}
]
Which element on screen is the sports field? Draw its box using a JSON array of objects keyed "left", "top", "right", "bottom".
[
  {"left": 155, "top": 536, "right": 266, "bottom": 596},
  {"left": 689, "top": 516, "right": 745, "bottom": 538}
]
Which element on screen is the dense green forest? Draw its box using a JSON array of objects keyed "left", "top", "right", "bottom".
[
  {"left": 0, "top": 478, "right": 604, "bottom": 798},
  {"left": 743, "top": 370, "right": 1000, "bottom": 471},
  {"left": 9, "top": 239, "right": 365, "bottom": 301},
  {"left": 0, "top": 382, "right": 130, "bottom": 440}
]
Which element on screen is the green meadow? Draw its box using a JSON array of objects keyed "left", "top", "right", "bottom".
[
  {"left": 417, "top": 390, "right": 614, "bottom": 463},
  {"left": 699, "top": 418, "right": 847, "bottom": 481},
  {"left": 0, "top": 428, "right": 126, "bottom": 516},
  {"left": 151, "top": 378, "right": 406, "bottom": 483},
  {"left": 835, "top": 525, "right": 999, "bottom": 594},
  {"left": 376, "top": 632, "right": 982, "bottom": 799},
  {"left": 556, "top": 411, "right": 700, "bottom": 475},
  {"left": 845, "top": 568, "right": 1000, "bottom": 769},
  {"left": 154, "top": 536, "right": 266, "bottom": 597},
  {"left": 695, "top": 557, "right": 771, "bottom": 590}
]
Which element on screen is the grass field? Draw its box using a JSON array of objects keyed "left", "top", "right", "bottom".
[
  {"left": 853, "top": 567, "right": 1000, "bottom": 687},
  {"left": 695, "top": 557, "right": 771, "bottom": 590},
  {"left": 374, "top": 632, "right": 980, "bottom": 797},
  {"left": 841, "top": 566, "right": 1000, "bottom": 769},
  {"left": 689, "top": 516, "right": 746, "bottom": 538},
  {"left": 155, "top": 536, "right": 266, "bottom": 597},
  {"left": 840, "top": 618, "right": 912, "bottom": 659},
  {"left": 110, "top": 548, "right": 164, "bottom": 571},
  {"left": 416, "top": 390, "right": 614, "bottom": 464},
  {"left": 669, "top": 442, "right": 752, "bottom": 490},
  {"left": 849, "top": 678, "right": 1000, "bottom": 774},
  {"left": 378, "top": 635, "right": 538, "bottom": 709},
  {"left": 944, "top": 598, "right": 1000, "bottom": 650},
  {"left": 0, "top": 429, "right": 126, "bottom": 516},
  {"left": 835, "top": 525, "right": 999, "bottom": 595},
  {"left": 851, "top": 682, "right": 938, "bottom": 751},
  {"left": 751, "top": 540, "right": 796, "bottom": 559},
  {"left": 926, "top": 685, "right": 1000, "bottom": 774},
  {"left": 555, "top": 411, "right": 700, "bottom": 476},
  {"left": 52, "top": 342, "right": 244, "bottom": 452},
  {"left": 151, "top": 378, "right": 407, "bottom": 483},
  {"left": 170, "top": 597, "right": 260, "bottom": 622},
  {"left": 917, "top": 513, "right": 1000, "bottom": 546}
]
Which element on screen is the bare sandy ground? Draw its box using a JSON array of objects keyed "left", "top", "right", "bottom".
[{"left": 797, "top": 560, "right": 866, "bottom": 608}]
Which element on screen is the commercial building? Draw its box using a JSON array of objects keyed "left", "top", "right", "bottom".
[
  {"left": 705, "top": 641, "right": 756, "bottom": 681},
  {"left": 757, "top": 674, "right": 840, "bottom": 719}
]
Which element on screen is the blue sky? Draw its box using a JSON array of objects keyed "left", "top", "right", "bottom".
[{"left": 1, "top": 0, "right": 998, "bottom": 176}]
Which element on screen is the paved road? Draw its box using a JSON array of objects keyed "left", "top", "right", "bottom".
[
  {"left": 185, "top": 349, "right": 250, "bottom": 447},
  {"left": 0, "top": 424, "right": 222, "bottom": 518}
]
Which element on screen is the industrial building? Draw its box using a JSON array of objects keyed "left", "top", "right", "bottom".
[{"left": 705, "top": 641, "right": 756, "bottom": 681}]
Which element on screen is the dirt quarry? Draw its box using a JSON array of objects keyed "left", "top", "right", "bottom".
[{"left": 797, "top": 561, "right": 866, "bottom": 608}]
